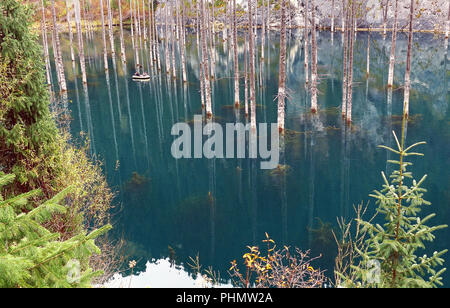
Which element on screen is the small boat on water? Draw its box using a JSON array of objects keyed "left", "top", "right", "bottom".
[{"left": 132, "top": 73, "right": 151, "bottom": 81}]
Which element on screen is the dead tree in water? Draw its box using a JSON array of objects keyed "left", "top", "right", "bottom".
[
  {"left": 65, "top": 0, "right": 75, "bottom": 62},
  {"left": 233, "top": 0, "right": 240, "bottom": 108},
  {"left": 200, "top": 0, "right": 212, "bottom": 117},
  {"left": 331, "top": 0, "right": 335, "bottom": 33},
  {"left": 74, "top": 0, "right": 87, "bottom": 84},
  {"left": 180, "top": 1, "right": 187, "bottom": 82},
  {"left": 107, "top": 0, "right": 115, "bottom": 55},
  {"left": 381, "top": 0, "right": 390, "bottom": 38},
  {"left": 403, "top": 0, "right": 414, "bottom": 117},
  {"left": 304, "top": 0, "right": 309, "bottom": 84},
  {"left": 248, "top": 0, "right": 257, "bottom": 130},
  {"left": 387, "top": 0, "right": 399, "bottom": 88},
  {"left": 277, "top": 0, "right": 287, "bottom": 132},
  {"left": 50, "top": 0, "right": 67, "bottom": 92},
  {"left": 346, "top": 0, "right": 355, "bottom": 124},
  {"left": 118, "top": 0, "right": 126, "bottom": 62},
  {"left": 341, "top": 0, "right": 349, "bottom": 118},
  {"left": 100, "top": 0, "right": 109, "bottom": 71},
  {"left": 40, "top": 0, "right": 52, "bottom": 86}
]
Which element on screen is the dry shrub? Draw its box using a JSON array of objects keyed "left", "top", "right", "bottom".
[{"left": 229, "top": 233, "right": 326, "bottom": 288}]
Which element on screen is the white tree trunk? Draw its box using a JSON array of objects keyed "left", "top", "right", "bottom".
[
  {"left": 65, "top": 0, "right": 75, "bottom": 62},
  {"left": 200, "top": 0, "right": 212, "bottom": 117},
  {"left": 310, "top": 0, "right": 318, "bottom": 113},
  {"left": 51, "top": 0, "right": 67, "bottom": 92},
  {"left": 100, "top": 0, "right": 109, "bottom": 71},
  {"left": 248, "top": 0, "right": 257, "bottom": 130},
  {"left": 304, "top": 0, "right": 309, "bottom": 85},
  {"left": 346, "top": 0, "right": 355, "bottom": 124},
  {"left": 107, "top": 0, "right": 116, "bottom": 55},
  {"left": 387, "top": 0, "right": 398, "bottom": 88},
  {"left": 119, "top": 0, "right": 127, "bottom": 62},
  {"left": 342, "top": 0, "right": 349, "bottom": 117},
  {"left": 74, "top": 0, "right": 87, "bottom": 84},
  {"left": 233, "top": 0, "right": 240, "bottom": 107},
  {"left": 40, "top": 0, "right": 52, "bottom": 86},
  {"left": 278, "top": 0, "right": 287, "bottom": 132}
]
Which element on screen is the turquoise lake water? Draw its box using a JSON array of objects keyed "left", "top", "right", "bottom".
[{"left": 51, "top": 29, "right": 449, "bottom": 286}]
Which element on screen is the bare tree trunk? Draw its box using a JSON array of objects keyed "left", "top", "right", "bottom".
[
  {"left": 152, "top": 0, "right": 161, "bottom": 70},
  {"left": 403, "top": 0, "right": 414, "bottom": 117},
  {"left": 233, "top": 0, "right": 240, "bottom": 108},
  {"left": 346, "top": 0, "right": 355, "bottom": 124},
  {"left": 382, "top": 0, "right": 390, "bottom": 37},
  {"left": 40, "top": 0, "right": 52, "bottom": 86},
  {"left": 248, "top": 0, "right": 257, "bottom": 129},
  {"left": 171, "top": 2, "right": 177, "bottom": 79},
  {"left": 341, "top": 0, "right": 345, "bottom": 32},
  {"left": 119, "top": 0, "right": 126, "bottom": 62},
  {"left": 331, "top": 0, "right": 335, "bottom": 32},
  {"left": 107, "top": 0, "right": 115, "bottom": 55},
  {"left": 74, "top": 0, "right": 87, "bottom": 84},
  {"left": 304, "top": 0, "right": 309, "bottom": 84},
  {"left": 366, "top": 31, "right": 370, "bottom": 77},
  {"left": 165, "top": 1, "right": 171, "bottom": 74},
  {"left": 446, "top": 1, "right": 449, "bottom": 40},
  {"left": 342, "top": 0, "right": 349, "bottom": 117},
  {"left": 277, "top": 0, "right": 287, "bottom": 132},
  {"left": 100, "top": 0, "right": 109, "bottom": 71},
  {"left": 51, "top": 0, "right": 67, "bottom": 92},
  {"left": 65, "top": 0, "right": 75, "bottom": 62},
  {"left": 310, "top": 0, "right": 318, "bottom": 113},
  {"left": 180, "top": 1, "right": 187, "bottom": 82},
  {"left": 143, "top": 0, "right": 147, "bottom": 41},
  {"left": 200, "top": 0, "right": 212, "bottom": 117},
  {"left": 387, "top": 0, "right": 398, "bottom": 88}
]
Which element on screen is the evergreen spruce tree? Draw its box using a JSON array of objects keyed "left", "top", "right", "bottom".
[
  {"left": 0, "top": 173, "right": 111, "bottom": 288},
  {"left": 336, "top": 117, "right": 447, "bottom": 288}
]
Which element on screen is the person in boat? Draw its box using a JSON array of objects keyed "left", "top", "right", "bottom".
[{"left": 134, "top": 71, "right": 140, "bottom": 77}]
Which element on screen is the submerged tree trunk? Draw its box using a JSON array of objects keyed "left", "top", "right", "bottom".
[
  {"left": 180, "top": 1, "right": 187, "bottom": 82},
  {"left": 277, "top": 0, "right": 287, "bottom": 132},
  {"left": 118, "top": 0, "right": 126, "bottom": 62},
  {"left": 387, "top": 0, "right": 399, "bottom": 88},
  {"left": 65, "top": 0, "right": 75, "bottom": 62},
  {"left": 74, "top": 0, "right": 87, "bottom": 84},
  {"left": 248, "top": 0, "right": 257, "bottom": 129},
  {"left": 310, "top": 0, "right": 318, "bottom": 113},
  {"left": 100, "top": 0, "right": 109, "bottom": 71},
  {"left": 331, "top": 0, "right": 335, "bottom": 32},
  {"left": 40, "top": 0, "right": 52, "bottom": 86},
  {"left": 346, "top": 0, "right": 355, "bottom": 124},
  {"left": 244, "top": 33, "right": 249, "bottom": 117},
  {"left": 233, "top": 0, "right": 240, "bottom": 108},
  {"left": 200, "top": 0, "right": 212, "bottom": 117},
  {"left": 382, "top": 0, "right": 390, "bottom": 37},
  {"left": 366, "top": 31, "right": 370, "bottom": 77},
  {"left": 342, "top": 0, "right": 349, "bottom": 117},
  {"left": 446, "top": 1, "right": 449, "bottom": 40},
  {"left": 51, "top": 0, "right": 67, "bottom": 92},
  {"left": 261, "top": 0, "right": 266, "bottom": 60},
  {"left": 165, "top": 1, "right": 171, "bottom": 74},
  {"left": 403, "top": 0, "right": 414, "bottom": 117},
  {"left": 304, "top": 0, "right": 309, "bottom": 84},
  {"left": 107, "top": 0, "right": 115, "bottom": 55}
]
